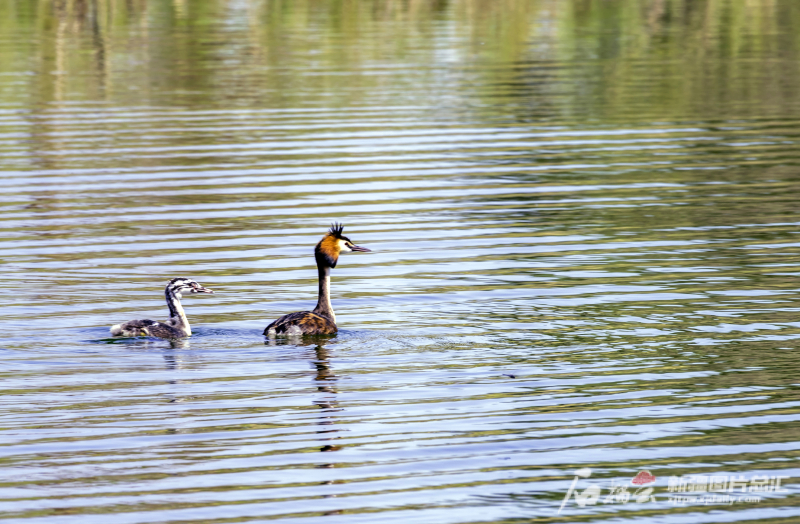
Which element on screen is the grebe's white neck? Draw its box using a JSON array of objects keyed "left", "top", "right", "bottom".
[{"left": 312, "top": 265, "right": 335, "bottom": 324}]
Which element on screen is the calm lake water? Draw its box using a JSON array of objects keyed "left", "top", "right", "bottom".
[{"left": 2, "top": 0, "right": 800, "bottom": 522}]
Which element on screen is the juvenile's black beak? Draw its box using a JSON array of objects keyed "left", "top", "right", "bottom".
[{"left": 351, "top": 245, "right": 371, "bottom": 252}]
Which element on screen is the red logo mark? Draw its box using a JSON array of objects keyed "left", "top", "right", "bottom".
[{"left": 631, "top": 470, "right": 656, "bottom": 485}]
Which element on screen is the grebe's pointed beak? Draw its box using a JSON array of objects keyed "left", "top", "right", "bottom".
[
  {"left": 350, "top": 245, "right": 371, "bottom": 252},
  {"left": 196, "top": 285, "right": 214, "bottom": 294}
]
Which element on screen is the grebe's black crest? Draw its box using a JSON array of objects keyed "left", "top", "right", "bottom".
[
  {"left": 327, "top": 222, "right": 357, "bottom": 244},
  {"left": 329, "top": 222, "right": 345, "bottom": 239}
]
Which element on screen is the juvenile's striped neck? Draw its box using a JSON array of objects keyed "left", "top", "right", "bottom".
[{"left": 165, "top": 288, "right": 191, "bottom": 336}]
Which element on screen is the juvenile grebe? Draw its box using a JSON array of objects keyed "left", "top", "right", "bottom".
[
  {"left": 264, "top": 223, "right": 370, "bottom": 336},
  {"left": 110, "top": 277, "right": 214, "bottom": 339}
]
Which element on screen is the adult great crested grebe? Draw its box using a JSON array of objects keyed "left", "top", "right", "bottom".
[
  {"left": 110, "top": 277, "right": 214, "bottom": 339},
  {"left": 264, "top": 223, "right": 371, "bottom": 337}
]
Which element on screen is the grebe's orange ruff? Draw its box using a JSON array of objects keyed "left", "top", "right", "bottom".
[{"left": 264, "top": 223, "right": 371, "bottom": 337}]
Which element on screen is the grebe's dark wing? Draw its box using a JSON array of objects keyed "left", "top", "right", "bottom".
[
  {"left": 111, "top": 318, "right": 157, "bottom": 337},
  {"left": 111, "top": 319, "right": 186, "bottom": 339},
  {"left": 147, "top": 323, "right": 185, "bottom": 339}
]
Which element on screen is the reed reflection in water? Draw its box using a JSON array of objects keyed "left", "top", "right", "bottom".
[{"left": 1, "top": 0, "right": 800, "bottom": 522}]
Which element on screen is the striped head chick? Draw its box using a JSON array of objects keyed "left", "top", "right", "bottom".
[
  {"left": 166, "top": 277, "right": 214, "bottom": 299},
  {"left": 110, "top": 277, "right": 214, "bottom": 339},
  {"left": 314, "top": 222, "right": 371, "bottom": 268}
]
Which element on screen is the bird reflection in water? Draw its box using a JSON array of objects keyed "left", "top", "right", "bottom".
[
  {"left": 264, "top": 337, "right": 345, "bottom": 479},
  {"left": 311, "top": 343, "right": 346, "bottom": 504},
  {"left": 161, "top": 339, "right": 198, "bottom": 432},
  {"left": 162, "top": 338, "right": 191, "bottom": 374},
  {"left": 312, "top": 343, "right": 344, "bottom": 457}
]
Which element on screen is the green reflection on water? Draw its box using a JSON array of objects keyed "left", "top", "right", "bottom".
[{"left": 2, "top": 0, "right": 800, "bottom": 118}]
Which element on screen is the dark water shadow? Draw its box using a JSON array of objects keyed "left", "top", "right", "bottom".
[{"left": 311, "top": 342, "right": 345, "bottom": 466}]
